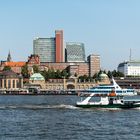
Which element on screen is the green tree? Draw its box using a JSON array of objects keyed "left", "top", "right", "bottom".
[
  {"left": 117, "top": 71, "right": 124, "bottom": 77},
  {"left": 107, "top": 70, "right": 124, "bottom": 78},
  {"left": 40, "top": 70, "right": 48, "bottom": 81},
  {"left": 55, "top": 69, "right": 62, "bottom": 78},
  {"left": 78, "top": 75, "right": 90, "bottom": 82},
  {"left": 33, "top": 65, "right": 39, "bottom": 73},
  {"left": 50, "top": 68, "right": 55, "bottom": 78},
  {"left": 83, "top": 75, "right": 88, "bottom": 82},
  {"left": 93, "top": 73, "right": 98, "bottom": 79},
  {"left": 107, "top": 70, "right": 112, "bottom": 78},
  {"left": 98, "top": 70, "right": 102, "bottom": 77},
  {"left": 61, "top": 69, "right": 68, "bottom": 78},
  {"left": 21, "top": 64, "right": 29, "bottom": 78},
  {"left": 78, "top": 76, "right": 84, "bottom": 82},
  {"left": 3, "top": 66, "right": 11, "bottom": 71}
]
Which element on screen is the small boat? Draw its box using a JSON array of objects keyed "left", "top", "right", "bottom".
[{"left": 76, "top": 79, "right": 140, "bottom": 108}]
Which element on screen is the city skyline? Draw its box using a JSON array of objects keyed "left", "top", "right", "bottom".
[{"left": 0, "top": 0, "right": 140, "bottom": 70}]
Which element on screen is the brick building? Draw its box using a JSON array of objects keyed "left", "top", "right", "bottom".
[{"left": 27, "top": 54, "right": 100, "bottom": 77}]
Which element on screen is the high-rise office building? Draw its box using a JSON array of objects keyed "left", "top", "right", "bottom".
[
  {"left": 66, "top": 42, "right": 85, "bottom": 62},
  {"left": 33, "top": 30, "right": 64, "bottom": 63},
  {"left": 33, "top": 38, "right": 55, "bottom": 62},
  {"left": 55, "top": 30, "right": 64, "bottom": 62},
  {"left": 87, "top": 54, "right": 100, "bottom": 77}
]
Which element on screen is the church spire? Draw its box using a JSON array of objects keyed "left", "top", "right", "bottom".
[{"left": 7, "top": 50, "right": 12, "bottom": 62}]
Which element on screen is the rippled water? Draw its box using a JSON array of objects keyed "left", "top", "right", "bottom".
[{"left": 0, "top": 95, "right": 140, "bottom": 140}]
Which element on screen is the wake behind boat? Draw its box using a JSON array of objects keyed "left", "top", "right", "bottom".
[{"left": 76, "top": 79, "right": 140, "bottom": 108}]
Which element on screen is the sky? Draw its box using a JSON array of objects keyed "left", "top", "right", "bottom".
[{"left": 0, "top": 0, "right": 140, "bottom": 70}]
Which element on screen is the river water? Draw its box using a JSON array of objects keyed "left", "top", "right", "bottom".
[{"left": 0, "top": 95, "right": 140, "bottom": 140}]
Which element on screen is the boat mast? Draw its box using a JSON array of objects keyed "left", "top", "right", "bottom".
[{"left": 129, "top": 48, "right": 132, "bottom": 61}]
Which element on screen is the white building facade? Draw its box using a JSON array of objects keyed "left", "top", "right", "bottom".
[{"left": 118, "top": 61, "right": 140, "bottom": 76}]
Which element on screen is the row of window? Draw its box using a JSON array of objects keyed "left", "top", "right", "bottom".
[{"left": 0, "top": 80, "right": 19, "bottom": 88}]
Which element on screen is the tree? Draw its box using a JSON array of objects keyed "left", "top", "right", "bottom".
[
  {"left": 33, "top": 65, "right": 39, "bottom": 73},
  {"left": 107, "top": 71, "right": 112, "bottom": 78},
  {"left": 40, "top": 70, "right": 48, "bottom": 81},
  {"left": 50, "top": 68, "right": 55, "bottom": 78},
  {"left": 55, "top": 69, "right": 62, "bottom": 78},
  {"left": 93, "top": 73, "right": 98, "bottom": 79},
  {"left": 107, "top": 70, "right": 124, "bottom": 78},
  {"left": 78, "top": 76, "right": 84, "bottom": 82},
  {"left": 78, "top": 75, "right": 89, "bottom": 82},
  {"left": 21, "top": 64, "right": 29, "bottom": 78},
  {"left": 83, "top": 75, "right": 88, "bottom": 81},
  {"left": 3, "top": 66, "right": 11, "bottom": 71},
  {"left": 98, "top": 70, "right": 102, "bottom": 77},
  {"left": 61, "top": 69, "right": 68, "bottom": 78}
]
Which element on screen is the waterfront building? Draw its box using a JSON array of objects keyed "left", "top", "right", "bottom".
[
  {"left": 67, "top": 64, "right": 79, "bottom": 76},
  {"left": 29, "top": 30, "right": 100, "bottom": 78},
  {"left": 0, "top": 61, "right": 26, "bottom": 74},
  {"left": 0, "top": 70, "right": 23, "bottom": 89},
  {"left": 99, "top": 73, "right": 109, "bottom": 83},
  {"left": 29, "top": 73, "right": 45, "bottom": 89},
  {"left": 39, "top": 62, "right": 89, "bottom": 77},
  {"left": 118, "top": 60, "right": 140, "bottom": 76},
  {"left": 0, "top": 52, "right": 26, "bottom": 74},
  {"left": 66, "top": 42, "right": 85, "bottom": 62},
  {"left": 33, "top": 37, "right": 56, "bottom": 62},
  {"left": 114, "top": 77, "right": 140, "bottom": 89},
  {"left": 27, "top": 54, "right": 99, "bottom": 77},
  {"left": 27, "top": 54, "right": 40, "bottom": 65},
  {"left": 87, "top": 54, "right": 100, "bottom": 77},
  {"left": 29, "top": 77, "right": 110, "bottom": 90},
  {"left": 55, "top": 30, "right": 64, "bottom": 62}
]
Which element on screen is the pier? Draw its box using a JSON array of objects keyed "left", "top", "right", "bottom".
[{"left": 0, "top": 88, "right": 79, "bottom": 95}]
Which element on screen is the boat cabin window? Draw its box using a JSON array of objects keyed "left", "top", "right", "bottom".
[
  {"left": 89, "top": 97, "right": 101, "bottom": 102},
  {"left": 116, "top": 91, "right": 123, "bottom": 93}
]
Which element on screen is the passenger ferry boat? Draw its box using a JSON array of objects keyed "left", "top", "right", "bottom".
[{"left": 76, "top": 79, "right": 140, "bottom": 108}]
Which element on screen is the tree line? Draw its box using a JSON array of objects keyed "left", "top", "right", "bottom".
[
  {"left": 21, "top": 64, "right": 70, "bottom": 80},
  {"left": 2, "top": 65, "right": 124, "bottom": 82}
]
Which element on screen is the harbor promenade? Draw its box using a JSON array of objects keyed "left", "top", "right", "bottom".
[{"left": 0, "top": 88, "right": 79, "bottom": 95}]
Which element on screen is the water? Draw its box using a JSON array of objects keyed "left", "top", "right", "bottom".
[{"left": 0, "top": 95, "right": 140, "bottom": 140}]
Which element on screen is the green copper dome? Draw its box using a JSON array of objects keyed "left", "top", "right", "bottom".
[
  {"left": 30, "top": 73, "right": 45, "bottom": 81},
  {"left": 99, "top": 73, "right": 108, "bottom": 78}
]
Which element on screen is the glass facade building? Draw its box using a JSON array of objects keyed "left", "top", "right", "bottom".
[
  {"left": 33, "top": 38, "right": 55, "bottom": 62},
  {"left": 66, "top": 42, "right": 85, "bottom": 62}
]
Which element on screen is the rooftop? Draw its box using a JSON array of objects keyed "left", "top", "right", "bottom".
[
  {"left": 30, "top": 73, "right": 45, "bottom": 81},
  {"left": 0, "top": 70, "right": 21, "bottom": 78},
  {"left": 4, "top": 61, "right": 26, "bottom": 67}
]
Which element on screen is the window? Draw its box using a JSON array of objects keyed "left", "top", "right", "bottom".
[
  {"left": 13, "top": 80, "right": 15, "bottom": 88},
  {"left": 8, "top": 80, "right": 11, "bottom": 89},
  {"left": 4, "top": 79, "right": 6, "bottom": 88}
]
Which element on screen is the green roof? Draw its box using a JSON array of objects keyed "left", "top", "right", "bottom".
[
  {"left": 30, "top": 73, "right": 45, "bottom": 81},
  {"left": 99, "top": 73, "right": 108, "bottom": 78}
]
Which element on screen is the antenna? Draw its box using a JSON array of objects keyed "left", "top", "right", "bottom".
[{"left": 129, "top": 48, "right": 132, "bottom": 61}]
